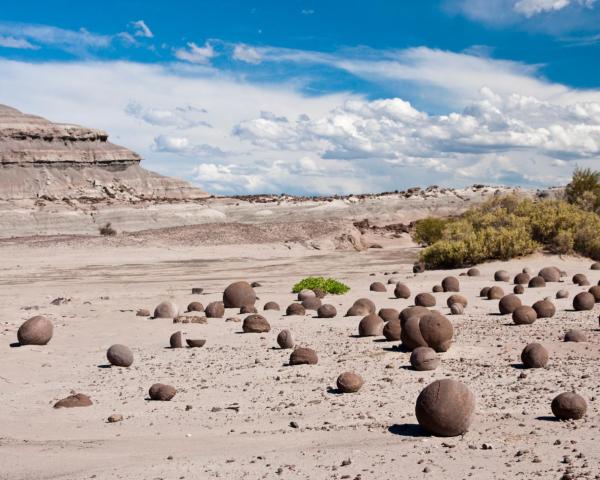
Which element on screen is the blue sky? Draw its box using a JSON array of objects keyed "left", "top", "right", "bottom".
[{"left": 1, "top": 0, "right": 600, "bottom": 194}]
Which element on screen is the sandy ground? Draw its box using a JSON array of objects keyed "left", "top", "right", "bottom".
[{"left": 0, "top": 236, "right": 598, "bottom": 480}]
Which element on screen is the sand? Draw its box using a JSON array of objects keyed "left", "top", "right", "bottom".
[{"left": 0, "top": 233, "right": 598, "bottom": 480}]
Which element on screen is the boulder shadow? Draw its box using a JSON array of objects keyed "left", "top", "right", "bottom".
[
  {"left": 327, "top": 386, "right": 343, "bottom": 395},
  {"left": 9, "top": 342, "right": 21, "bottom": 348},
  {"left": 388, "top": 423, "right": 429, "bottom": 437},
  {"left": 383, "top": 344, "right": 410, "bottom": 353},
  {"left": 510, "top": 363, "right": 526, "bottom": 369},
  {"left": 97, "top": 364, "right": 112, "bottom": 369},
  {"left": 536, "top": 416, "right": 558, "bottom": 422}
]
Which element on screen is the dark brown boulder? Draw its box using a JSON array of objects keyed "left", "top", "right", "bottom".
[
  {"left": 54, "top": 393, "right": 93, "bottom": 408},
  {"left": 242, "top": 314, "right": 271, "bottom": 333},
  {"left": 415, "top": 379, "right": 475, "bottom": 436},
  {"left": 370, "top": 282, "right": 387, "bottom": 292},
  {"left": 336, "top": 372, "right": 364, "bottom": 393},
  {"left": 573, "top": 292, "right": 595, "bottom": 311},
  {"left": 419, "top": 313, "right": 453, "bottom": 352},
  {"left": 223, "top": 281, "right": 256, "bottom": 308},
  {"left": 413, "top": 262, "right": 425, "bottom": 273},
  {"left": 487, "top": 286, "right": 504, "bottom": 300},
  {"left": 106, "top": 344, "right": 134, "bottom": 367},
  {"left": 149, "top": 383, "right": 176, "bottom": 401},
  {"left": 277, "top": 329, "right": 294, "bottom": 349},
  {"left": 410, "top": 346, "right": 440, "bottom": 371},
  {"left": 205, "top": 301, "right": 225, "bottom": 318},
  {"left": 441, "top": 276, "right": 460, "bottom": 292},
  {"left": 467, "top": 268, "right": 480, "bottom": 277},
  {"left": 432, "top": 285, "right": 443, "bottom": 293},
  {"left": 591, "top": 262, "right": 600, "bottom": 270},
  {"left": 400, "top": 306, "right": 431, "bottom": 323},
  {"left": 263, "top": 301, "right": 280, "bottom": 311},
  {"left": 573, "top": 273, "right": 590, "bottom": 286},
  {"left": 499, "top": 294, "right": 521, "bottom": 314},
  {"left": 169, "top": 331, "right": 183, "bottom": 348},
  {"left": 513, "top": 285, "right": 525, "bottom": 295},
  {"left": 317, "top": 304, "right": 337, "bottom": 318},
  {"left": 394, "top": 283, "right": 411, "bottom": 299},
  {"left": 289, "top": 347, "right": 318, "bottom": 365},
  {"left": 514, "top": 272, "right": 530, "bottom": 285},
  {"left": 154, "top": 301, "right": 179, "bottom": 319},
  {"left": 383, "top": 319, "right": 401, "bottom": 341},
  {"left": 480, "top": 286, "right": 490, "bottom": 297},
  {"left": 528, "top": 276, "right": 546, "bottom": 288},
  {"left": 449, "top": 303, "right": 464, "bottom": 315},
  {"left": 186, "top": 339, "right": 206, "bottom": 348},
  {"left": 17, "top": 315, "right": 53, "bottom": 345},
  {"left": 446, "top": 294, "right": 467, "bottom": 308},
  {"left": 358, "top": 314, "right": 384, "bottom": 337},
  {"left": 494, "top": 270, "right": 510, "bottom": 282},
  {"left": 538, "top": 266, "right": 560, "bottom": 282},
  {"left": 186, "top": 301, "right": 204, "bottom": 313},
  {"left": 532, "top": 299, "right": 556, "bottom": 318},
  {"left": 286, "top": 303, "right": 306, "bottom": 316},
  {"left": 240, "top": 305, "right": 258, "bottom": 314},
  {"left": 588, "top": 285, "right": 600, "bottom": 302},
  {"left": 301, "top": 297, "right": 322, "bottom": 311},
  {"left": 415, "top": 293, "right": 436, "bottom": 307},
  {"left": 551, "top": 392, "right": 587, "bottom": 420},
  {"left": 521, "top": 343, "right": 548, "bottom": 368},
  {"left": 512, "top": 306, "right": 537, "bottom": 325},
  {"left": 564, "top": 329, "right": 587, "bottom": 342},
  {"left": 378, "top": 308, "right": 399, "bottom": 323},
  {"left": 346, "top": 298, "right": 376, "bottom": 316}
]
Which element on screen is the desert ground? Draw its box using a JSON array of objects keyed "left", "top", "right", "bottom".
[{"left": 0, "top": 228, "right": 598, "bottom": 480}]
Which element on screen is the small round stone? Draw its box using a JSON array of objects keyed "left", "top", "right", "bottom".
[
  {"left": 370, "top": 282, "right": 387, "bottom": 292},
  {"left": 378, "top": 308, "right": 399, "bottom": 323},
  {"left": 494, "top": 270, "right": 510, "bottom": 282},
  {"left": 17, "top": 315, "right": 53, "bottom": 346},
  {"left": 446, "top": 294, "right": 467, "bottom": 308},
  {"left": 514, "top": 272, "right": 530, "bottom": 285},
  {"left": 154, "top": 301, "right": 179, "bottom": 319},
  {"left": 205, "top": 301, "right": 225, "bottom": 318},
  {"left": 277, "top": 329, "right": 294, "bottom": 349},
  {"left": 358, "top": 314, "right": 384, "bottom": 337},
  {"left": 588, "top": 285, "right": 600, "bottom": 302},
  {"left": 240, "top": 305, "right": 257, "bottom": 314},
  {"left": 591, "top": 262, "right": 600, "bottom": 270},
  {"left": 564, "top": 329, "right": 587, "bottom": 342},
  {"left": 301, "top": 297, "right": 322, "bottom": 311},
  {"left": 573, "top": 292, "right": 595, "bottom": 311},
  {"left": 532, "top": 299, "right": 555, "bottom": 318},
  {"left": 242, "top": 314, "right": 271, "bottom": 333},
  {"left": 186, "top": 302, "right": 204, "bottom": 312},
  {"left": 528, "top": 276, "right": 546, "bottom": 288},
  {"left": 521, "top": 343, "right": 548, "bottom": 368},
  {"left": 317, "top": 304, "right": 337, "bottom": 318},
  {"left": 394, "top": 283, "right": 411, "bottom": 299},
  {"left": 512, "top": 306, "right": 537, "bottom": 325},
  {"left": 449, "top": 303, "right": 464, "bottom": 315},
  {"left": 432, "top": 285, "right": 443, "bottom": 293},
  {"left": 186, "top": 339, "right": 206, "bottom": 348},
  {"left": 149, "top": 383, "right": 176, "bottom": 401},
  {"left": 383, "top": 319, "right": 401, "bottom": 341},
  {"left": 556, "top": 289, "right": 569, "bottom": 299},
  {"left": 286, "top": 303, "right": 306, "bottom": 316},
  {"left": 513, "top": 285, "right": 525, "bottom": 295},
  {"left": 410, "top": 346, "right": 440, "bottom": 371},
  {"left": 487, "top": 286, "right": 504, "bottom": 300},
  {"left": 336, "top": 372, "right": 364, "bottom": 393},
  {"left": 499, "top": 294, "right": 522, "bottom": 314},
  {"left": 441, "top": 276, "right": 460, "bottom": 292},
  {"left": 551, "top": 392, "right": 587, "bottom": 420},
  {"left": 467, "top": 268, "right": 480, "bottom": 277},
  {"left": 263, "top": 301, "right": 280, "bottom": 311},
  {"left": 480, "top": 287, "right": 490, "bottom": 297},
  {"left": 289, "top": 347, "right": 318, "bottom": 365},
  {"left": 572, "top": 273, "right": 590, "bottom": 286},
  {"left": 415, "top": 293, "right": 436, "bottom": 307},
  {"left": 106, "top": 344, "right": 134, "bottom": 367},
  {"left": 169, "top": 331, "right": 183, "bottom": 348}
]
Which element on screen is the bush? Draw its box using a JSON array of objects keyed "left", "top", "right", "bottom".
[
  {"left": 292, "top": 277, "right": 350, "bottom": 295},
  {"left": 412, "top": 217, "right": 447, "bottom": 246},
  {"left": 420, "top": 194, "right": 600, "bottom": 269},
  {"left": 99, "top": 222, "right": 117, "bottom": 236},
  {"left": 565, "top": 167, "right": 600, "bottom": 212}
]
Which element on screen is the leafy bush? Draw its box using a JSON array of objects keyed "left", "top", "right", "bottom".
[
  {"left": 565, "top": 167, "right": 600, "bottom": 212},
  {"left": 99, "top": 222, "right": 117, "bottom": 236},
  {"left": 420, "top": 194, "right": 600, "bottom": 268},
  {"left": 292, "top": 277, "right": 350, "bottom": 295},
  {"left": 412, "top": 217, "right": 447, "bottom": 246}
]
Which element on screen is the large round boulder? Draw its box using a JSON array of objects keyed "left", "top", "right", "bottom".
[
  {"left": 415, "top": 293, "right": 436, "bottom": 307},
  {"left": 441, "top": 276, "right": 460, "bottom": 292},
  {"left": 588, "top": 285, "right": 600, "bottom": 302},
  {"left": 277, "top": 329, "right": 294, "bottom": 349},
  {"left": 317, "top": 304, "right": 337, "bottom": 318},
  {"left": 551, "top": 392, "right": 587, "bottom": 420},
  {"left": 521, "top": 343, "right": 548, "bottom": 368},
  {"left": 528, "top": 276, "right": 546, "bottom": 288},
  {"left": 572, "top": 273, "right": 590, "bottom": 286},
  {"left": 223, "top": 281, "right": 256, "bottom": 308},
  {"left": 17, "top": 315, "right": 53, "bottom": 346},
  {"left": 106, "top": 344, "right": 134, "bottom": 367},
  {"left": 370, "top": 282, "right": 387, "bottom": 292},
  {"left": 487, "top": 286, "right": 504, "bottom": 300},
  {"left": 301, "top": 297, "right": 322, "bottom": 311},
  {"left": 154, "top": 301, "right": 179, "bottom": 319},
  {"left": 400, "top": 306, "right": 430, "bottom": 323},
  {"left": 169, "top": 331, "right": 183, "bottom": 348},
  {"left": 512, "top": 306, "right": 537, "bottom": 325},
  {"left": 378, "top": 308, "right": 399, "bottom": 323},
  {"left": 289, "top": 347, "right": 318, "bottom": 365},
  {"left": 564, "top": 329, "right": 587, "bottom": 342},
  {"left": 264, "top": 301, "right": 280, "bottom": 311},
  {"left": 573, "top": 292, "right": 595, "bottom": 311},
  {"left": 149, "top": 383, "right": 176, "bottom": 401},
  {"left": 205, "top": 301, "right": 225, "bottom": 318},
  {"left": 499, "top": 294, "right": 522, "bottom": 315},
  {"left": 242, "top": 314, "right": 271, "bottom": 333},
  {"left": 286, "top": 303, "right": 306, "bottom": 316},
  {"left": 410, "top": 346, "right": 440, "bottom": 371},
  {"left": 383, "top": 319, "right": 401, "bottom": 341},
  {"left": 394, "top": 283, "right": 411, "bottom": 299},
  {"left": 532, "top": 299, "right": 555, "bottom": 318},
  {"left": 419, "top": 313, "right": 454, "bottom": 352},
  {"left": 336, "top": 372, "right": 364, "bottom": 393},
  {"left": 446, "top": 294, "right": 467, "bottom": 308},
  {"left": 514, "top": 272, "right": 530, "bottom": 285},
  {"left": 538, "top": 266, "right": 561, "bottom": 282},
  {"left": 480, "top": 287, "right": 491, "bottom": 297},
  {"left": 415, "top": 379, "right": 475, "bottom": 436},
  {"left": 494, "top": 270, "right": 510, "bottom": 282},
  {"left": 346, "top": 298, "right": 376, "bottom": 316},
  {"left": 358, "top": 314, "right": 384, "bottom": 337}
]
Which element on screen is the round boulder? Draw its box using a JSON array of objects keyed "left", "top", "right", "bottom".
[
  {"left": 336, "top": 372, "right": 364, "bottom": 393},
  {"left": 277, "top": 329, "right": 294, "bottom": 349},
  {"left": 240, "top": 305, "right": 258, "bottom": 314},
  {"left": 591, "top": 262, "right": 600, "bottom": 270},
  {"left": 513, "top": 285, "right": 525, "bottom": 295},
  {"left": 301, "top": 297, "right": 322, "bottom": 311},
  {"left": 521, "top": 343, "right": 548, "bottom": 368},
  {"left": 410, "top": 346, "right": 440, "bottom": 371},
  {"left": 538, "top": 266, "right": 561, "bottom": 282},
  {"left": 186, "top": 301, "right": 204, "bottom": 313},
  {"left": 106, "top": 344, "right": 134, "bottom": 367},
  {"left": 494, "top": 270, "right": 510, "bottom": 282},
  {"left": 242, "top": 314, "right": 271, "bottom": 333},
  {"left": 573, "top": 273, "right": 590, "bottom": 286},
  {"left": 317, "top": 304, "right": 337, "bottom": 318},
  {"left": 499, "top": 294, "right": 522, "bottom": 314},
  {"left": 512, "top": 306, "right": 537, "bottom": 325},
  {"left": 149, "top": 383, "right": 176, "bottom": 401},
  {"left": 415, "top": 379, "right": 475, "bottom": 436},
  {"left": 487, "top": 286, "right": 504, "bottom": 300},
  {"left": 394, "top": 283, "right": 411, "bottom": 299},
  {"left": 264, "top": 301, "right": 280, "bottom": 311},
  {"left": 286, "top": 303, "right": 306, "bottom": 316},
  {"left": 441, "top": 276, "right": 460, "bottom": 292},
  {"left": 289, "top": 347, "right": 318, "bottom": 365},
  {"left": 480, "top": 287, "right": 491, "bottom": 297},
  {"left": 551, "top": 392, "right": 587, "bottom": 420},
  {"left": 223, "top": 281, "right": 256, "bottom": 308},
  {"left": 415, "top": 293, "right": 436, "bottom": 307},
  {"left": 419, "top": 313, "right": 454, "bottom": 352},
  {"left": 532, "top": 299, "right": 555, "bottom": 318},
  {"left": 370, "top": 282, "right": 387, "bottom": 292},
  {"left": 467, "top": 268, "right": 480, "bottom": 277},
  {"left": 573, "top": 292, "right": 595, "bottom": 311},
  {"left": 556, "top": 289, "right": 569, "bottom": 299},
  {"left": 383, "top": 319, "right": 401, "bottom": 341},
  {"left": 432, "top": 285, "right": 443, "bottom": 293},
  {"left": 450, "top": 303, "right": 464, "bottom": 315},
  {"left": 346, "top": 298, "right": 376, "bottom": 316},
  {"left": 358, "top": 314, "right": 384, "bottom": 337},
  {"left": 298, "top": 289, "right": 316, "bottom": 301},
  {"left": 514, "top": 272, "right": 530, "bottom": 285},
  {"left": 400, "top": 306, "right": 430, "bottom": 323},
  {"left": 446, "top": 294, "right": 467, "bottom": 308},
  {"left": 17, "top": 315, "right": 53, "bottom": 346},
  {"left": 154, "top": 301, "right": 179, "bottom": 319},
  {"left": 564, "top": 329, "right": 587, "bottom": 342},
  {"left": 378, "top": 308, "right": 399, "bottom": 323},
  {"left": 169, "top": 331, "right": 183, "bottom": 348},
  {"left": 588, "top": 285, "right": 600, "bottom": 302},
  {"left": 205, "top": 301, "right": 225, "bottom": 318},
  {"left": 528, "top": 276, "right": 546, "bottom": 288}
]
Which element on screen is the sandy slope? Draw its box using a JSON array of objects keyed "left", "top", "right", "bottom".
[{"left": 0, "top": 237, "right": 598, "bottom": 480}]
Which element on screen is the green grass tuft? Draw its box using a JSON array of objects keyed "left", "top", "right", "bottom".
[{"left": 292, "top": 277, "right": 350, "bottom": 295}]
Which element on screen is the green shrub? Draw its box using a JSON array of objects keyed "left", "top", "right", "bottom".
[
  {"left": 412, "top": 217, "right": 447, "bottom": 246},
  {"left": 292, "top": 277, "right": 350, "bottom": 295},
  {"left": 565, "top": 167, "right": 600, "bottom": 211}
]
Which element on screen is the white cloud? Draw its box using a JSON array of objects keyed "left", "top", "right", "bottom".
[
  {"left": 174, "top": 42, "right": 216, "bottom": 64},
  {"left": 130, "top": 20, "right": 153, "bottom": 38},
  {"left": 514, "top": 0, "right": 596, "bottom": 16},
  {"left": 125, "top": 102, "right": 211, "bottom": 128},
  {"left": 0, "top": 35, "right": 38, "bottom": 50},
  {"left": 153, "top": 134, "right": 190, "bottom": 152},
  {"left": 232, "top": 44, "right": 263, "bottom": 64}
]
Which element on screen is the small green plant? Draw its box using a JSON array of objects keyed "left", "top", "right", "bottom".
[
  {"left": 292, "top": 277, "right": 350, "bottom": 295},
  {"left": 412, "top": 217, "right": 447, "bottom": 246},
  {"left": 565, "top": 167, "right": 600, "bottom": 212},
  {"left": 99, "top": 222, "right": 117, "bottom": 236}
]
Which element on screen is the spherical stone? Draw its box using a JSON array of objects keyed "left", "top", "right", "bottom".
[
  {"left": 487, "top": 286, "right": 504, "bottom": 300},
  {"left": 480, "top": 287, "right": 491, "bottom": 298},
  {"left": 450, "top": 303, "right": 464, "bottom": 315},
  {"left": 573, "top": 292, "right": 595, "bottom": 311},
  {"left": 513, "top": 285, "right": 525, "bottom": 295},
  {"left": 591, "top": 262, "right": 600, "bottom": 270},
  {"left": 399, "top": 306, "right": 431, "bottom": 323},
  {"left": 441, "top": 276, "right": 460, "bottom": 292},
  {"left": 187, "top": 302, "right": 204, "bottom": 313},
  {"left": 358, "top": 314, "right": 384, "bottom": 337},
  {"left": 383, "top": 319, "right": 401, "bottom": 341},
  {"left": 415, "top": 293, "right": 436, "bottom": 307},
  {"left": 223, "top": 281, "right": 256, "bottom": 308},
  {"left": 514, "top": 272, "right": 530, "bottom": 285},
  {"left": 154, "top": 301, "right": 179, "bottom": 319},
  {"left": 263, "top": 301, "right": 280, "bottom": 311},
  {"left": 512, "top": 306, "right": 537, "bottom": 325},
  {"left": 54, "top": 393, "right": 93, "bottom": 408},
  {"left": 169, "top": 331, "right": 183, "bottom": 348},
  {"left": 106, "top": 344, "right": 134, "bottom": 367},
  {"left": 17, "top": 315, "right": 53, "bottom": 345},
  {"left": 446, "top": 294, "right": 468, "bottom": 308},
  {"left": 415, "top": 379, "right": 475, "bottom": 436},
  {"left": 394, "top": 283, "right": 411, "bottom": 299},
  {"left": 419, "top": 313, "right": 454, "bottom": 352},
  {"left": 401, "top": 315, "right": 428, "bottom": 351},
  {"left": 298, "top": 289, "right": 316, "bottom": 301},
  {"left": 378, "top": 308, "right": 399, "bottom": 323},
  {"left": 588, "top": 285, "right": 600, "bottom": 302},
  {"left": 205, "top": 301, "right": 225, "bottom": 318},
  {"left": 312, "top": 288, "right": 326, "bottom": 299},
  {"left": 240, "top": 305, "right": 258, "bottom": 314},
  {"left": 573, "top": 273, "right": 590, "bottom": 286},
  {"left": 317, "top": 304, "right": 337, "bottom": 318},
  {"left": 499, "top": 294, "right": 522, "bottom": 315},
  {"left": 556, "top": 289, "right": 569, "bottom": 299},
  {"left": 242, "top": 314, "right": 271, "bottom": 333},
  {"left": 521, "top": 343, "right": 548, "bottom": 368},
  {"left": 564, "top": 329, "right": 587, "bottom": 342},
  {"left": 289, "top": 347, "right": 318, "bottom": 365},
  {"left": 467, "top": 268, "right": 480, "bottom": 277},
  {"left": 346, "top": 298, "right": 376, "bottom": 316},
  {"left": 277, "top": 329, "right": 294, "bottom": 349},
  {"left": 532, "top": 299, "right": 556, "bottom": 318},
  {"left": 494, "top": 270, "right": 510, "bottom": 282},
  {"left": 528, "top": 276, "right": 546, "bottom": 288},
  {"left": 186, "top": 339, "right": 206, "bottom": 348},
  {"left": 149, "top": 383, "right": 176, "bottom": 401},
  {"left": 410, "top": 346, "right": 440, "bottom": 371},
  {"left": 286, "top": 303, "right": 306, "bottom": 316},
  {"left": 523, "top": 267, "right": 534, "bottom": 275},
  {"left": 432, "top": 285, "right": 443, "bottom": 293},
  {"left": 336, "top": 372, "right": 364, "bottom": 393},
  {"left": 538, "top": 266, "right": 561, "bottom": 282},
  {"left": 551, "top": 392, "right": 587, "bottom": 420},
  {"left": 370, "top": 282, "right": 387, "bottom": 292},
  {"left": 301, "top": 297, "right": 322, "bottom": 311}
]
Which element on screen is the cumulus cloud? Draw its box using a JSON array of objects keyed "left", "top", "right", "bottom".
[
  {"left": 130, "top": 20, "right": 153, "bottom": 38},
  {"left": 514, "top": 0, "right": 596, "bottom": 16},
  {"left": 125, "top": 102, "right": 211, "bottom": 128},
  {"left": 153, "top": 134, "right": 229, "bottom": 157},
  {"left": 232, "top": 43, "right": 263, "bottom": 64},
  {"left": 174, "top": 41, "right": 216, "bottom": 64},
  {"left": 0, "top": 35, "right": 38, "bottom": 49}
]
